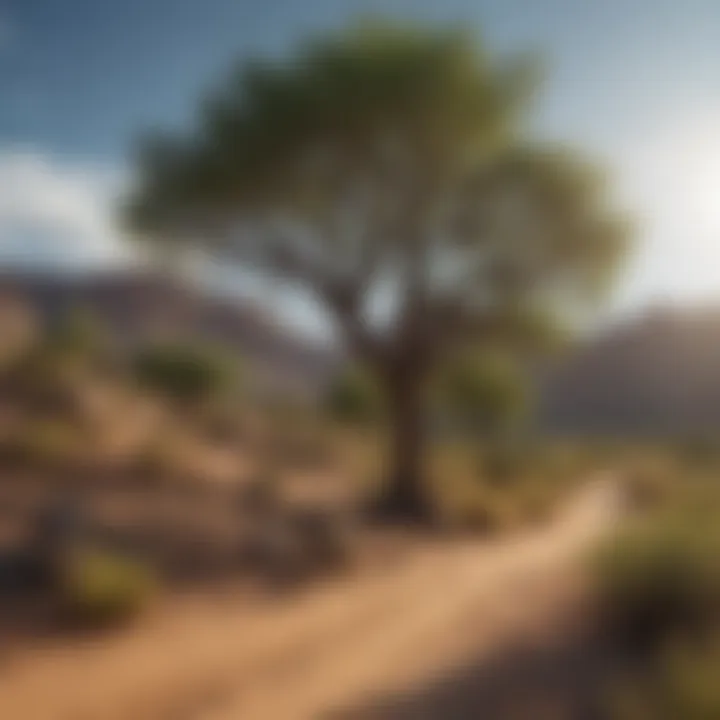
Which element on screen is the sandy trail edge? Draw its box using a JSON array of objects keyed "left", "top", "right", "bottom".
[{"left": 0, "top": 474, "right": 621, "bottom": 720}]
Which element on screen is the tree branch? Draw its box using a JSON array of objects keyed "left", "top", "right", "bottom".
[{"left": 256, "top": 220, "right": 390, "bottom": 368}]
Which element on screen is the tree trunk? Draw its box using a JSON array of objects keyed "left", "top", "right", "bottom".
[{"left": 375, "top": 372, "right": 432, "bottom": 523}]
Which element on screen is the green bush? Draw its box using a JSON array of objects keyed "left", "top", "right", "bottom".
[
  {"left": 606, "top": 639, "right": 720, "bottom": 720},
  {"left": 477, "top": 443, "right": 530, "bottom": 486},
  {"left": 436, "top": 350, "right": 528, "bottom": 437},
  {"left": 594, "top": 514, "right": 720, "bottom": 651},
  {"left": 133, "top": 343, "right": 237, "bottom": 406},
  {"left": 676, "top": 437, "right": 720, "bottom": 471},
  {"left": 59, "top": 548, "right": 156, "bottom": 627},
  {"left": 325, "top": 366, "right": 383, "bottom": 426},
  {"left": 594, "top": 469, "right": 720, "bottom": 719},
  {"left": 660, "top": 641, "right": 720, "bottom": 720}
]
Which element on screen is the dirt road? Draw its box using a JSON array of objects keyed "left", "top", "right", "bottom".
[{"left": 0, "top": 476, "right": 621, "bottom": 720}]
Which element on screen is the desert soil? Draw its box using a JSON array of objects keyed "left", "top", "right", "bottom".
[{"left": 0, "top": 475, "right": 621, "bottom": 720}]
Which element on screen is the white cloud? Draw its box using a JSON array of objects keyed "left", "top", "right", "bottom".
[{"left": 0, "top": 149, "right": 131, "bottom": 270}]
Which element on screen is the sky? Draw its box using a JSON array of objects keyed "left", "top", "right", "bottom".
[{"left": 1, "top": 0, "right": 720, "bottom": 334}]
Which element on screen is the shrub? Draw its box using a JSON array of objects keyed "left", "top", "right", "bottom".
[
  {"left": 434, "top": 481, "right": 515, "bottom": 534},
  {"left": 455, "top": 494, "right": 513, "bottom": 533},
  {"left": 477, "top": 443, "right": 530, "bottom": 486},
  {"left": 606, "top": 639, "right": 720, "bottom": 720},
  {"left": 622, "top": 457, "right": 675, "bottom": 511},
  {"left": 133, "top": 343, "right": 237, "bottom": 406},
  {"left": 290, "top": 509, "right": 356, "bottom": 573},
  {"left": 594, "top": 515, "right": 720, "bottom": 651},
  {"left": 660, "top": 640, "right": 720, "bottom": 720},
  {"left": 676, "top": 437, "right": 720, "bottom": 471},
  {"left": 59, "top": 548, "right": 156, "bottom": 627},
  {"left": 325, "top": 366, "right": 383, "bottom": 426},
  {"left": 594, "top": 469, "right": 720, "bottom": 719},
  {"left": 428, "top": 440, "right": 585, "bottom": 533},
  {"left": 436, "top": 350, "right": 528, "bottom": 438},
  {"left": 514, "top": 480, "right": 557, "bottom": 525},
  {"left": 0, "top": 420, "right": 83, "bottom": 469}
]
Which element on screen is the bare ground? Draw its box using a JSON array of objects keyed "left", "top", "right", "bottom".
[{"left": 0, "top": 475, "right": 621, "bottom": 720}]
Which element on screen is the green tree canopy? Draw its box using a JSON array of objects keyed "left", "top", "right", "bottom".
[
  {"left": 126, "top": 21, "right": 631, "bottom": 519},
  {"left": 437, "top": 349, "right": 528, "bottom": 437}
]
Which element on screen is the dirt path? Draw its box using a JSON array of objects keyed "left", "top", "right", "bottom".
[{"left": 0, "top": 475, "right": 621, "bottom": 720}]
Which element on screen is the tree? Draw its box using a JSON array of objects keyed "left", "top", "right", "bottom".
[
  {"left": 125, "top": 22, "right": 630, "bottom": 520},
  {"left": 326, "top": 364, "right": 384, "bottom": 426},
  {"left": 438, "top": 350, "right": 527, "bottom": 438}
]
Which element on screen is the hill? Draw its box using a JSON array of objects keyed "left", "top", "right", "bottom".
[
  {"left": 5, "top": 271, "right": 720, "bottom": 436},
  {"left": 0, "top": 269, "right": 338, "bottom": 397},
  {"left": 538, "top": 307, "right": 720, "bottom": 436}
]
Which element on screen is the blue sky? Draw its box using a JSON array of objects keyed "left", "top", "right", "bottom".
[{"left": 2, "top": 0, "right": 720, "bottom": 332}]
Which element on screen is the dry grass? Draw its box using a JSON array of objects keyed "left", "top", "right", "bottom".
[
  {"left": 591, "top": 443, "right": 720, "bottom": 719},
  {"left": 427, "top": 440, "right": 602, "bottom": 533}
]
